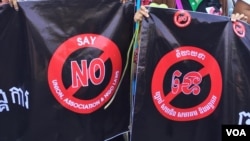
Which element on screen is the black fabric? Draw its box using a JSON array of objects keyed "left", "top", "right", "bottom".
[
  {"left": 0, "top": 1, "right": 134, "bottom": 141},
  {"left": 131, "top": 7, "right": 250, "bottom": 141},
  {"left": 0, "top": 4, "right": 30, "bottom": 141}
]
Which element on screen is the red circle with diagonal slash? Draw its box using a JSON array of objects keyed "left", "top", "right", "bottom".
[
  {"left": 233, "top": 21, "right": 246, "bottom": 38},
  {"left": 48, "top": 34, "right": 122, "bottom": 114},
  {"left": 174, "top": 10, "right": 191, "bottom": 28},
  {"left": 151, "top": 46, "right": 222, "bottom": 121}
]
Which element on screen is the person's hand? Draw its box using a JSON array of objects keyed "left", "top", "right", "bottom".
[
  {"left": 9, "top": 0, "right": 19, "bottom": 11},
  {"left": 231, "top": 13, "right": 248, "bottom": 23},
  {"left": 134, "top": 5, "right": 149, "bottom": 22},
  {"left": 120, "top": 0, "right": 127, "bottom": 4}
]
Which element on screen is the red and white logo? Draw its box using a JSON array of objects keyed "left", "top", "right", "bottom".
[
  {"left": 151, "top": 46, "right": 222, "bottom": 121},
  {"left": 174, "top": 10, "right": 191, "bottom": 28},
  {"left": 48, "top": 34, "right": 122, "bottom": 114},
  {"left": 233, "top": 21, "right": 246, "bottom": 38}
]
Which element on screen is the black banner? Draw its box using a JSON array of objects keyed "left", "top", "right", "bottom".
[
  {"left": 2, "top": 1, "right": 250, "bottom": 141},
  {"left": 131, "top": 8, "right": 250, "bottom": 141},
  {"left": 0, "top": 1, "right": 134, "bottom": 141},
  {"left": 0, "top": 3, "right": 30, "bottom": 141}
]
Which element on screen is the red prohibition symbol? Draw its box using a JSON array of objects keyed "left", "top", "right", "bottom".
[
  {"left": 48, "top": 34, "right": 122, "bottom": 114},
  {"left": 233, "top": 21, "right": 246, "bottom": 38},
  {"left": 151, "top": 46, "right": 222, "bottom": 121},
  {"left": 174, "top": 10, "right": 191, "bottom": 28}
]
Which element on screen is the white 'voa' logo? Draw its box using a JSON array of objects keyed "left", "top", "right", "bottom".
[{"left": 238, "top": 111, "right": 250, "bottom": 125}]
